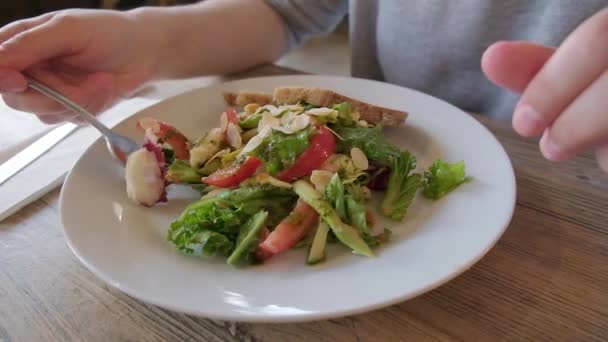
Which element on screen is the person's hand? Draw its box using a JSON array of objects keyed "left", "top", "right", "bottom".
[
  {"left": 481, "top": 8, "right": 608, "bottom": 173},
  {"left": 0, "top": 9, "right": 161, "bottom": 124}
]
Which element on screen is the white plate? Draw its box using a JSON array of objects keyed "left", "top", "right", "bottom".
[{"left": 60, "top": 75, "right": 516, "bottom": 322}]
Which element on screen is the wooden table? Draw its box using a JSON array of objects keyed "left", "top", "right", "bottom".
[{"left": 1, "top": 64, "right": 607, "bottom": 342}]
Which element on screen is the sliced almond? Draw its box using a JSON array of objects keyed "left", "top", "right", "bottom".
[
  {"left": 241, "top": 126, "right": 270, "bottom": 154},
  {"left": 272, "top": 126, "right": 294, "bottom": 134},
  {"left": 280, "top": 111, "right": 297, "bottom": 126},
  {"left": 219, "top": 111, "right": 229, "bottom": 133},
  {"left": 289, "top": 114, "right": 311, "bottom": 132},
  {"left": 350, "top": 147, "right": 369, "bottom": 170},
  {"left": 280, "top": 105, "right": 304, "bottom": 115},
  {"left": 257, "top": 125, "right": 272, "bottom": 138},
  {"left": 262, "top": 105, "right": 285, "bottom": 117},
  {"left": 226, "top": 122, "right": 242, "bottom": 149},
  {"left": 310, "top": 170, "right": 334, "bottom": 193},
  {"left": 306, "top": 108, "right": 338, "bottom": 117},
  {"left": 258, "top": 112, "right": 280, "bottom": 131}
]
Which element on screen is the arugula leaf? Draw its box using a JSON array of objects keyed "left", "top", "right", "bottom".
[
  {"left": 381, "top": 151, "right": 423, "bottom": 221},
  {"left": 332, "top": 124, "right": 401, "bottom": 166},
  {"left": 422, "top": 159, "right": 471, "bottom": 199},
  {"left": 250, "top": 127, "right": 314, "bottom": 175}
]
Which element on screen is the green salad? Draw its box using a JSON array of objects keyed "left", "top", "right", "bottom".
[{"left": 124, "top": 88, "right": 471, "bottom": 267}]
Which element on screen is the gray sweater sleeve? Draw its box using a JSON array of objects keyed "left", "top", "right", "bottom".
[{"left": 264, "top": 0, "right": 348, "bottom": 51}]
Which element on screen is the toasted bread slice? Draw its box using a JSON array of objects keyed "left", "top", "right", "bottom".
[
  {"left": 272, "top": 87, "right": 407, "bottom": 126},
  {"left": 223, "top": 91, "right": 273, "bottom": 107}
]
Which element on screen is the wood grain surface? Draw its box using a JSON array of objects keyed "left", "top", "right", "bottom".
[{"left": 1, "top": 64, "right": 607, "bottom": 342}]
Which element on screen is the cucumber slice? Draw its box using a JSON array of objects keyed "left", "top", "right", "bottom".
[
  {"left": 307, "top": 221, "right": 330, "bottom": 265},
  {"left": 293, "top": 180, "right": 373, "bottom": 257},
  {"left": 227, "top": 210, "right": 268, "bottom": 266}
]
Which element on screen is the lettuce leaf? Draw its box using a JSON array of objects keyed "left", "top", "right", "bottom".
[
  {"left": 168, "top": 184, "right": 298, "bottom": 260},
  {"left": 381, "top": 151, "right": 423, "bottom": 221},
  {"left": 332, "top": 124, "right": 400, "bottom": 166},
  {"left": 183, "top": 230, "right": 234, "bottom": 257},
  {"left": 422, "top": 159, "right": 471, "bottom": 199}
]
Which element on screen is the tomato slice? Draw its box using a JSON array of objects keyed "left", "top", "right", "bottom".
[
  {"left": 255, "top": 226, "right": 274, "bottom": 261},
  {"left": 277, "top": 126, "right": 336, "bottom": 182},
  {"left": 226, "top": 107, "right": 240, "bottom": 125},
  {"left": 258, "top": 200, "right": 319, "bottom": 256},
  {"left": 137, "top": 118, "right": 190, "bottom": 161},
  {"left": 201, "top": 156, "right": 262, "bottom": 188}
]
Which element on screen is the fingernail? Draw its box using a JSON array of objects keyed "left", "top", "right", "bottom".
[
  {"left": 514, "top": 103, "right": 544, "bottom": 136},
  {"left": 540, "top": 129, "right": 567, "bottom": 161}
]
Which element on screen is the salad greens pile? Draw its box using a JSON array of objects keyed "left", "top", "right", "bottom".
[
  {"left": 168, "top": 185, "right": 297, "bottom": 266},
  {"left": 128, "top": 94, "right": 471, "bottom": 268}
]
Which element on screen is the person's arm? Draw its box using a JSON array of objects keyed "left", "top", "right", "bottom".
[
  {"left": 0, "top": 0, "right": 288, "bottom": 121},
  {"left": 133, "top": 0, "right": 289, "bottom": 79},
  {"left": 0, "top": 0, "right": 346, "bottom": 121}
]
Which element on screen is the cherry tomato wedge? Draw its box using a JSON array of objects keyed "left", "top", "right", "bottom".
[
  {"left": 258, "top": 200, "right": 319, "bottom": 256},
  {"left": 277, "top": 126, "right": 336, "bottom": 182},
  {"left": 255, "top": 227, "right": 273, "bottom": 261},
  {"left": 201, "top": 156, "right": 262, "bottom": 188},
  {"left": 137, "top": 118, "right": 190, "bottom": 161},
  {"left": 225, "top": 107, "right": 240, "bottom": 125}
]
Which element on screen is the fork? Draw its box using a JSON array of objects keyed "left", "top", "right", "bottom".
[{"left": 26, "top": 77, "right": 140, "bottom": 165}]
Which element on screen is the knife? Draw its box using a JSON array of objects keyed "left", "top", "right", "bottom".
[{"left": 0, "top": 122, "right": 78, "bottom": 185}]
